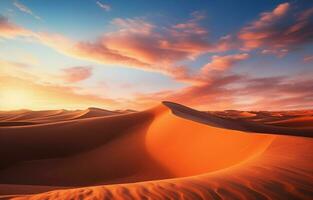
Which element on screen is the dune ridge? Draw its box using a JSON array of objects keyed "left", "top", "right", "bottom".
[
  {"left": 0, "top": 102, "right": 312, "bottom": 199},
  {"left": 0, "top": 107, "right": 132, "bottom": 126}
]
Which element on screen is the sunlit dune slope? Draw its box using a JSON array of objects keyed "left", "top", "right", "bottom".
[
  {"left": 0, "top": 102, "right": 312, "bottom": 199},
  {"left": 11, "top": 135, "right": 312, "bottom": 200},
  {"left": 146, "top": 102, "right": 274, "bottom": 177}
]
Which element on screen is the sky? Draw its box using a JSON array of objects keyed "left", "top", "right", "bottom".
[{"left": 0, "top": 0, "right": 313, "bottom": 111}]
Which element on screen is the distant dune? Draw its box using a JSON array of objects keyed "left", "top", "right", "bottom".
[
  {"left": 0, "top": 107, "right": 133, "bottom": 126},
  {"left": 0, "top": 102, "right": 312, "bottom": 199}
]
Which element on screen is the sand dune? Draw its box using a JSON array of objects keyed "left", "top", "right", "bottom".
[
  {"left": 0, "top": 107, "right": 129, "bottom": 126},
  {"left": 0, "top": 102, "right": 312, "bottom": 199},
  {"left": 266, "top": 116, "right": 313, "bottom": 127}
]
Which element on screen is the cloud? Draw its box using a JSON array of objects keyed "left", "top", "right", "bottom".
[
  {"left": 304, "top": 55, "right": 313, "bottom": 62},
  {"left": 201, "top": 53, "right": 249, "bottom": 73},
  {"left": 105, "top": 16, "right": 211, "bottom": 64},
  {"left": 233, "top": 75, "right": 313, "bottom": 110},
  {"left": 96, "top": 1, "right": 111, "bottom": 11},
  {"left": 2, "top": 3, "right": 312, "bottom": 89},
  {"left": 238, "top": 3, "right": 313, "bottom": 54},
  {"left": 1, "top": 55, "right": 312, "bottom": 111},
  {"left": 61, "top": 66, "right": 93, "bottom": 83},
  {"left": 261, "top": 49, "right": 288, "bottom": 57},
  {"left": 134, "top": 72, "right": 313, "bottom": 110},
  {"left": 0, "top": 15, "right": 197, "bottom": 82},
  {"left": 13, "top": 0, "right": 42, "bottom": 20},
  {"left": 0, "top": 12, "right": 242, "bottom": 84},
  {"left": 134, "top": 75, "right": 244, "bottom": 110},
  {"left": 168, "top": 75, "right": 244, "bottom": 108},
  {"left": 39, "top": 16, "right": 215, "bottom": 83},
  {"left": 0, "top": 15, "right": 33, "bottom": 38}
]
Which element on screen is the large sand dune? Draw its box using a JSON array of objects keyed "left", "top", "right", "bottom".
[{"left": 0, "top": 102, "right": 312, "bottom": 199}]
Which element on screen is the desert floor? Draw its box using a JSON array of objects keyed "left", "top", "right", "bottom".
[{"left": 0, "top": 102, "right": 312, "bottom": 199}]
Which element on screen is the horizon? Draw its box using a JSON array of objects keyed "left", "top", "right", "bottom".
[
  {"left": 1, "top": 100, "right": 313, "bottom": 112},
  {"left": 1, "top": 0, "right": 313, "bottom": 111}
]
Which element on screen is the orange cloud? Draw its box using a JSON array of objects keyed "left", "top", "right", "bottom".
[
  {"left": 2, "top": 4, "right": 311, "bottom": 89},
  {"left": 61, "top": 66, "right": 93, "bottom": 83},
  {"left": 233, "top": 75, "right": 313, "bottom": 110},
  {"left": 134, "top": 73, "right": 313, "bottom": 111},
  {"left": 0, "top": 17, "right": 192, "bottom": 82},
  {"left": 0, "top": 14, "right": 227, "bottom": 84},
  {"left": 201, "top": 53, "right": 249, "bottom": 73},
  {"left": 103, "top": 16, "right": 212, "bottom": 65},
  {"left": 134, "top": 75, "right": 244, "bottom": 110},
  {"left": 0, "top": 15, "right": 32, "bottom": 38}
]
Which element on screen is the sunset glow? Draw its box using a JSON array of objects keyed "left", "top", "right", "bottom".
[
  {"left": 0, "top": 0, "right": 312, "bottom": 111},
  {"left": 0, "top": 88, "right": 33, "bottom": 110},
  {"left": 0, "top": 1, "right": 312, "bottom": 199}
]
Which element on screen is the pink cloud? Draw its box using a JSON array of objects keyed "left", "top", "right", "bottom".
[
  {"left": 234, "top": 75, "right": 313, "bottom": 110},
  {"left": 0, "top": 13, "right": 237, "bottom": 84},
  {"left": 0, "top": 16, "right": 32, "bottom": 38},
  {"left": 304, "top": 55, "right": 313, "bottom": 63},
  {"left": 2, "top": 3, "right": 312, "bottom": 88},
  {"left": 201, "top": 53, "right": 249, "bottom": 73},
  {"left": 134, "top": 73, "right": 313, "bottom": 110},
  {"left": 238, "top": 3, "right": 313, "bottom": 54},
  {"left": 134, "top": 74, "right": 245, "bottom": 110},
  {"left": 104, "top": 16, "right": 211, "bottom": 65},
  {"left": 61, "top": 66, "right": 93, "bottom": 83},
  {"left": 26, "top": 16, "right": 208, "bottom": 82}
]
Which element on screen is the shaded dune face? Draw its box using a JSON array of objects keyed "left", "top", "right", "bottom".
[
  {"left": 0, "top": 102, "right": 312, "bottom": 199},
  {"left": 0, "top": 110, "right": 173, "bottom": 186},
  {"left": 266, "top": 116, "right": 313, "bottom": 127}
]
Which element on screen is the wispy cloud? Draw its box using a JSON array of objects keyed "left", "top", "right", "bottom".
[
  {"left": 201, "top": 53, "right": 249, "bottom": 73},
  {"left": 0, "top": 14, "right": 252, "bottom": 86},
  {"left": 13, "top": 0, "right": 42, "bottom": 20},
  {"left": 134, "top": 73, "right": 313, "bottom": 110},
  {"left": 61, "top": 66, "right": 93, "bottom": 83},
  {"left": 304, "top": 55, "right": 313, "bottom": 63},
  {"left": 2, "top": 1, "right": 313, "bottom": 111},
  {"left": 6, "top": 14, "right": 212, "bottom": 84},
  {"left": 238, "top": 3, "right": 313, "bottom": 55},
  {"left": 0, "top": 15, "right": 33, "bottom": 38},
  {"left": 96, "top": 1, "right": 111, "bottom": 11}
]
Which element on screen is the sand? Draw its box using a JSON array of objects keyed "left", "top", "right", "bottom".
[
  {"left": 0, "top": 102, "right": 312, "bottom": 199},
  {"left": 0, "top": 107, "right": 129, "bottom": 125}
]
